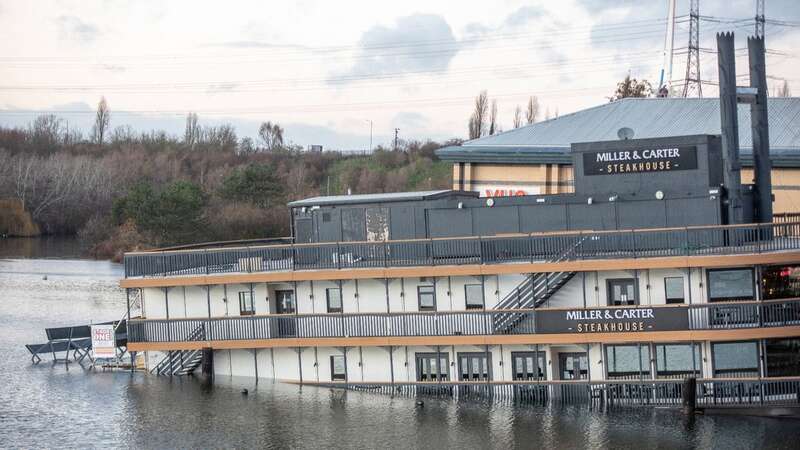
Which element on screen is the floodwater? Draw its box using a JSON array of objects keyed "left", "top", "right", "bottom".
[{"left": 1, "top": 238, "right": 799, "bottom": 449}]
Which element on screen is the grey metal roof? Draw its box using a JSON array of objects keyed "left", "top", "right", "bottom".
[
  {"left": 288, "top": 190, "right": 475, "bottom": 207},
  {"left": 438, "top": 97, "right": 800, "bottom": 164}
]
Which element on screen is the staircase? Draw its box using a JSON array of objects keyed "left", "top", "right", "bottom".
[
  {"left": 151, "top": 324, "right": 205, "bottom": 376},
  {"left": 492, "top": 235, "right": 586, "bottom": 333}
]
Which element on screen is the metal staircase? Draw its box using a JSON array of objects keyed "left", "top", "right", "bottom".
[
  {"left": 151, "top": 324, "right": 205, "bottom": 376},
  {"left": 492, "top": 236, "right": 586, "bottom": 333}
]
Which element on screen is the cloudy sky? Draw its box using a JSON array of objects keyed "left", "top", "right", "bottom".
[{"left": 0, "top": 0, "right": 797, "bottom": 149}]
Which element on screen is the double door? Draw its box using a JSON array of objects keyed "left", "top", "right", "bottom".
[
  {"left": 458, "top": 352, "right": 492, "bottom": 382},
  {"left": 559, "top": 352, "right": 588, "bottom": 380},
  {"left": 275, "top": 290, "right": 296, "bottom": 337}
]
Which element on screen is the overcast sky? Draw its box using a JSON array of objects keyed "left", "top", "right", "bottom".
[{"left": 0, "top": 0, "right": 797, "bottom": 149}]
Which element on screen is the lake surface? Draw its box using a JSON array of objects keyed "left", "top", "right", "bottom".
[{"left": 1, "top": 240, "right": 799, "bottom": 449}]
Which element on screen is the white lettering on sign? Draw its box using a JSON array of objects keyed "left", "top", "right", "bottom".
[
  {"left": 474, "top": 184, "right": 539, "bottom": 198},
  {"left": 595, "top": 148, "right": 680, "bottom": 163}
]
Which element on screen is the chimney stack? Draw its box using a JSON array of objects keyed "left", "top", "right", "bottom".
[
  {"left": 748, "top": 35, "right": 772, "bottom": 223},
  {"left": 716, "top": 32, "right": 743, "bottom": 224}
]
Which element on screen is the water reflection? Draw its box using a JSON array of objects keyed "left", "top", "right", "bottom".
[
  {"left": 0, "top": 236, "right": 85, "bottom": 259},
  {"left": 1, "top": 258, "right": 799, "bottom": 449}
]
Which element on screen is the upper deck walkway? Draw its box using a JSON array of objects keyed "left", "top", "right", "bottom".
[{"left": 122, "top": 221, "right": 800, "bottom": 287}]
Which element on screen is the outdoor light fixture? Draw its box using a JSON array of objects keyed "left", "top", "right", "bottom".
[
  {"left": 655, "top": 190, "right": 664, "bottom": 200},
  {"left": 608, "top": 195, "right": 618, "bottom": 202},
  {"left": 457, "top": 202, "right": 464, "bottom": 209},
  {"left": 486, "top": 198, "right": 495, "bottom": 207},
  {"left": 587, "top": 197, "right": 593, "bottom": 205},
  {"left": 536, "top": 198, "right": 546, "bottom": 203}
]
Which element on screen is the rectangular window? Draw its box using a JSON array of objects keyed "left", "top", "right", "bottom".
[
  {"left": 326, "top": 287, "right": 342, "bottom": 313},
  {"left": 765, "top": 338, "right": 800, "bottom": 377},
  {"left": 712, "top": 341, "right": 759, "bottom": 377},
  {"left": 238, "top": 291, "right": 255, "bottom": 316},
  {"left": 464, "top": 284, "right": 484, "bottom": 310},
  {"left": 418, "top": 285, "right": 436, "bottom": 311},
  {"left": 458, "top": 352, "right": 492, "bottom": 381},
  {"left": 707, "top": 268, "right": 754, "bottom": 302},
  {"left": 655, "top": 344, "right": 701, "bottom": 378},
  {"left": 511, "top": 351, "right": 547, "bottom": 381},
  {"left": 664, "top": 277, "right": 685, "bottom": 304},
  {"left": 605, "top": 344, "right": 650, "bottom": 380},
  {"left": 415, "top": 353, "right": 449, "bottom": 381},
  {"left": 330, "top": 355, "right": 346, "bottom": 381},
  {"left": 761, "top": 266, "right": 800, "bottom": 300},
  {"left": 275, "top": 290, "right": 295, "bottom": 314},
  {"left": 607, "top": 278, "right": 638, "bottom": 306}
]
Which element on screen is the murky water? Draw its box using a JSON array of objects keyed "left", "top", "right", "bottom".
[{"left": 1, "top": 243, "right": 799, "bottom": 448}]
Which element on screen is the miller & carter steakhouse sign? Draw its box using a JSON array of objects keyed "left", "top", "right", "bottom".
[
  {"left": 534, "top": 306, "right": 689, "bottom": 334},
  {"left": 582, "top": 145, "right": 698, "bottom": 176}
]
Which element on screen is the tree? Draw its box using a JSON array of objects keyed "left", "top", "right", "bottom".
[
  {"left": 467, "top": 90, "right": 488, "bottom": 139},
  {"left": 513, "top": 105, "right": 522, "bottom": 128},
  {"left": 776, "top": 80, "right": 791, "bottom": 97},
  {"left": 219, "top": 164, "right": 284, "bottom": 209},
  {"left": 258, "top": 121, "right": 284, "bottom": 151},
  {"left": 610, "top": 75, "right": 652, "bottom": 101},
  {"left": 92, "top": 97, "right": 110, "bottom": 145},
  {"left": 28, "top": 115, "right": 64, "bottom": 154},
  {"left": 238, "top": 136, "right": 255, "bottom": 154},
  {"left": 526, "top": 96, "right": 539, "bottom": 124},
  {"left": 488, "top": 99, "right": 498, "bottom": 135},
  {"left": 184, "top": 113, "right": 200, "bottom": 150}
]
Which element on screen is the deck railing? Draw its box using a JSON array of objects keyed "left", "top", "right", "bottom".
[
  {"left": 123, "top": 221, "right": 800, "bottom": 278},
  {"left": 301, "top": 377, "right": 800, "bottom": 407},
  {"left": 127, "top": 298, "right": 800, "bottom": 343}
]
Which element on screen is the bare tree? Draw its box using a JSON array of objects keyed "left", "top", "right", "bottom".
[
  {"left": 467, "top": 90, "right": 489, "bottom": 139},
  {"left": 513, "top": 106, "right": 522, "bottom": 128},
  {"left": 184, "top": 113, "right": 200, "bottom": 150},
  {"left": 488, "top": 99, "right": 498, "bottom": 135},
  {"left": 776, "top": 80, "right": 791, "bottom": 97},
  {"left": 29, "top": 115, "right": 64, "bottom": 154},
  {"left": 91, "top": 97, "right": 110, "bottom": 145},
  {"left": 526, "top": 96, "right": 539, "bottom": 124},
  {"left": 258, "top": 121, "right": 285, "bottom": 151}
]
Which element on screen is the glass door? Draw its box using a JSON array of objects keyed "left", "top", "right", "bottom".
[
  {"left": 511, "top": 351, "right": 547, "bottom": 381},
  {"left": 559, "top": 352, "right": 588, "bottom": 380},
  {"left": 608, "top": 279, "right": 637, "bottom": 306},
  {"left": 458, "top": 352, "right": 492, "bottom": 381},
  {"left": 275, "top": 290, "right": 296, "bottom": 336}
]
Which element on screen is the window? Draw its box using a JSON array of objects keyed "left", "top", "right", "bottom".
[
  {"left": 559, "top": 353, "right": 588, "bottom": 380},
  {"left": 765, "top": 338, "right": 800, "bottom": 377},
  {"left": 664, "top": 277, "right": 685, "bottom": 304},
  {"left": 275, "top": 290, "right": 295, "bottom": 314},
  {"left": 465, "top": 284, "right": 484, "bottom": 310},
  {"left": 326, "top": 287, "right": 342, "bottom": 313},
  {"left": 322, "top": 212, "right": 331, "bottom": 223},
  {"left": 712, "top": 341, "right": 759, "bottom": 377},
  {"left": 511, "top": 351, "right": 547, "bottom": 381},
  {"left": 238, "top": 291, "right": 255, "bottom": 316},
  {"left": 655, "top": 344, "right": 701, "bottom": 378},
  {"left": 330, "top": 355, "right": 346, "bottom": 381},
  {"left": 762, "top": 266, "right": 800, "bottom": 300},
  {"left": 415, "top": 353, "right": 449, "bottom": 381},
  {"left": 707, "top": 268, "right": 754, "bottom": 302},
  {"left": 418, "top": 285, "right": 436, "bottom": 311},
  {"left": 458, "top": 352, "right": 492, "bottom": 381},
  {"left": 605, "top": 344, "right": 651, "bottom": 380},
  {"left": 607, "top": 278, "right": 638, "bottom": 306}
]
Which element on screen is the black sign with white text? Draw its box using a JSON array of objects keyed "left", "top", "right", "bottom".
[
  {"left": 534, "top": 306, "right": 689, "bottom": 334},
  {"left": 582, "top": 145, "right": 698, "bottom": 176}
]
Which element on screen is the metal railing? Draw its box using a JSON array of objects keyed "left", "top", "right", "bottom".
[
  {"left": 123, "top": 221, "right": 800, "bottom": 278},
  {"left": 127, "top": 298, "right": 800, "bottom": 343},
  {"left": 300, "top": 377, "right": 800, "bottom": 407}
]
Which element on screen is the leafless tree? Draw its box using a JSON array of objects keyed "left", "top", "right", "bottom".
[
  {"left": 92, "top": 97, "right": 110, "bottom": 145},
  {"left": 467, "top": 90, "right": 488, "bottom": 139},
  {"left": 258, "top": 121, "right": 285, "bottom": 151},
  {"left": 776, "top": 80, "right": 791, "bottom": 97},
  {"left": 513, "top": 106, "right": 522, "bottom": 128},
  {"left": 488, "top": 99, "right": 498, "bottom": 135},
  {"left": 526, "top": 96, "right": 539, "bottom": 124},
  {"left": 184, "top": 113, "right": 200, "bottom": 150},
  {"left": 28, "top": 115, "right": 64, "bottom": 154}
]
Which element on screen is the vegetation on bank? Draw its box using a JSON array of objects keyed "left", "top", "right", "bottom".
[{"left": 0, "top": 115, "right": 456, "bottom": 260}]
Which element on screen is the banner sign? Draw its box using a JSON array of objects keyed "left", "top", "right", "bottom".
[
  {"left": 582, "top": 145, "right": 698, "bottom": 176},
  {"left": 91, "top": 324, "right": 116, "bottom": 359},
  {"left": 534, "top": 306, "right": 689, "bottom": 334}
]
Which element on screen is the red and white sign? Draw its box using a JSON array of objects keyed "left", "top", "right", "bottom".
[{"left": 91, "top": 325, "right": 116, "bottom": 359}]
